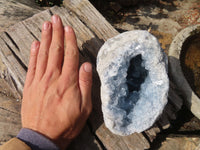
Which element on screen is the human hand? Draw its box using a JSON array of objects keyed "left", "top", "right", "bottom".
[{"left": 21, "top": 15, "right": 92, "bottom": 149}]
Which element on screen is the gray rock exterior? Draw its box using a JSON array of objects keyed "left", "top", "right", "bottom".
[
  {"left": 168, "top": 25, "right": 200, "bottom": 119},
  {"left": 97, "top": 30, "right": 169, "bottom": 135}
]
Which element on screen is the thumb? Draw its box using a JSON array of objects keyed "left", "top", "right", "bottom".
[{"left": 79, "top": 62, "right": 93, "bottom": 114}]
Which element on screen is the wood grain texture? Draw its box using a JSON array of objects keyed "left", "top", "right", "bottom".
[
  {"left": 0, "top": 79, "right": 21, "bottom": 145},
  {"left": 0, "top": 1, "right": 184, "bottom": 149},
  {"left": 68, "top": 125, "right": 103, "bottom": 150},
  {"left": 64, "top": 0, "right": 119, "bottom": 41},
  {"left": 0, "top": 35, "right": 26, "bottom": 96},
  {"left": 0, "top": 0, "right": 43, "bottom": 33}
]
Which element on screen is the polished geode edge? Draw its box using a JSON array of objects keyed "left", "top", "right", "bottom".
[{"left": 97, "top": 30, "right": 169, "bottom": 136}]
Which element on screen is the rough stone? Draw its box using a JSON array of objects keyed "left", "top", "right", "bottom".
[
  {"left": 168, "top": 24, "right": 200, "bottom": 120},
  {"left": 97, "top": 30, "right": 169, "bottom": 135}
]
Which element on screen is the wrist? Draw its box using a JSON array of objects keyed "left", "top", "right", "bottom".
[{"left": 17, "top": 128, "right": 60, "bottom": 150}]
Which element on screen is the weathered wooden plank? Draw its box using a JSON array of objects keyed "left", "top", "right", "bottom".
[
  {"left": 22, "top": 10, "right": 52, "bottom": 41},
  {"left": 64, "top": 0, "right": 119, "bottom": 41},
  {"left": 0, "top": 0, "right": 42, "bottom": 33},
  {"left": 0, "top": 37, "right": 26, "bottom": 96},
  {"left": 0, "top": 79, "right": 21, "bottom": 145},
  {"left": 96, "top": 124, "right": 151, "bottom": 150},
  {"left": 68, "top": 125, "right": 103, "bottom": 150},
  {"left": 23, "top": 7, "right": 104, "bottom": 61},
  {"left": 6, "top": 22, "right": 37, "bottom": 66},
  {"left": 144, "top": 126, "right": 160, "bottom": 143},
  {"left": 0, "top": 51, "right": 22, "bottom": 99},
  {"left": 159, "top": 136, "right": 200, "bottom": 150},
  {"left": 0, "top": 33, "right": 21, "bottom": 58},
  {"left": 96, "top": 124, "right": 130, "bottom": 150},
  {"left": 122, "top": 133, "right": 150, "bottom": 150}
]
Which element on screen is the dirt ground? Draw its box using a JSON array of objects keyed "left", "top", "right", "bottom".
[
  {"left": 0, "top": 0, "right": 200, "bottom": 149},
  {"left": 90, "top": 0, "right": 200, "bottom": 54}
]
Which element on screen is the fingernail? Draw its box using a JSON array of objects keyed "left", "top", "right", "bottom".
[
  {"left": 43, "top": 22, "right": 49, "bottom": 30},
  {"left": 31, "top": 41, "right": 39, "bottom": 51},
  {"left": 52, "top": 15, "right": 59, "bottom": 23},
  {"left": 65, "top": 26, "right": 72, "bottom": 33},
  {"left": 84, "top": 63, "right": 92, "bottom": 73}
]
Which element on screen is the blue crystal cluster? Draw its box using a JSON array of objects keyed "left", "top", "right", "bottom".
[{"left": 97, "top": 30, "right": 169, "bottom": 135}]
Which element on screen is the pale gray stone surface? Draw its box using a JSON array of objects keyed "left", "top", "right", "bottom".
[
  {"left": 168, "top": 25, "right": 200, "bottom": 119},
  {"left": 97, "top": 30, "right": 169, "bottom": 135}
]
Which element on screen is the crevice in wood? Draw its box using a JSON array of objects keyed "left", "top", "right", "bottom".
[
  {"left": 61, "top": 6, "right": 104, "bottom": 46},
  {"left": 4, "top": 32, "right": 20, "bottom": 52},
  {"left": 0, "top": 90, "right": 15, "bottom": 100},
  {"left": 22, "top": 22, "right": 40, "bottom": 41},
  {"left": 159, "top": 118, "right": 170, "bottom": 131},
  {"left": 3, "top": 73, "right": 22, "bottom": 99},
  {"left": 9, "top": 73, "right": 23, "bottom": 97},
  {"left": 48, "top": 9, "right": 54, "bottom": 16},
  {"left": 142, "top": 131, "right": 152, "bottom": 145},
  {"left": 87, "top": 121, "right": 107, "bottom": 150},
  {"left": 167, "top": 131, "right": 200, "bottom": 137},
  {"left": 38, "top": 28, "right": 42, "bottom": 33},
  {"left": 0, "top": 107, "right": 19, "bottom": 115},
  {"left": 155, "top": 122, "right": 164, "bottom": 132},
  {"left": 149, "top": 129, "right": 200, "bottom": 149},
  {"left": 18, "top": 76, "right": 25, "bottom": 88},
  {"left": 2, "top": 37, "right": 27, "bottom": 72}
]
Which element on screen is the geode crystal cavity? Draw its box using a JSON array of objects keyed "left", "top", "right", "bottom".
[{"left": 97, "top": 30, "right": 169, "bottom": 136}]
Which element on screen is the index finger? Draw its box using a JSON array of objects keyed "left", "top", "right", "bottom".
[{"left": 61, "top": 26, "right": 79, "bottom": 83}]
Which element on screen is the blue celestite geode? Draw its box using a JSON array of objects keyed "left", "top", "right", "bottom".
[{"left": 97, "top": 30, "right": 169, "bottom": 136}]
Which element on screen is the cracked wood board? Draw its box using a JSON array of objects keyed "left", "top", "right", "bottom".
[
  {"left": 0, "top": 0, "right": 43, "bottom": 33},
  {"left": 0, "top": 2, "right": 183, "bottom": 150},
  {"left": 0, "top": 79, "right": 21, "bottom": 145}
]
